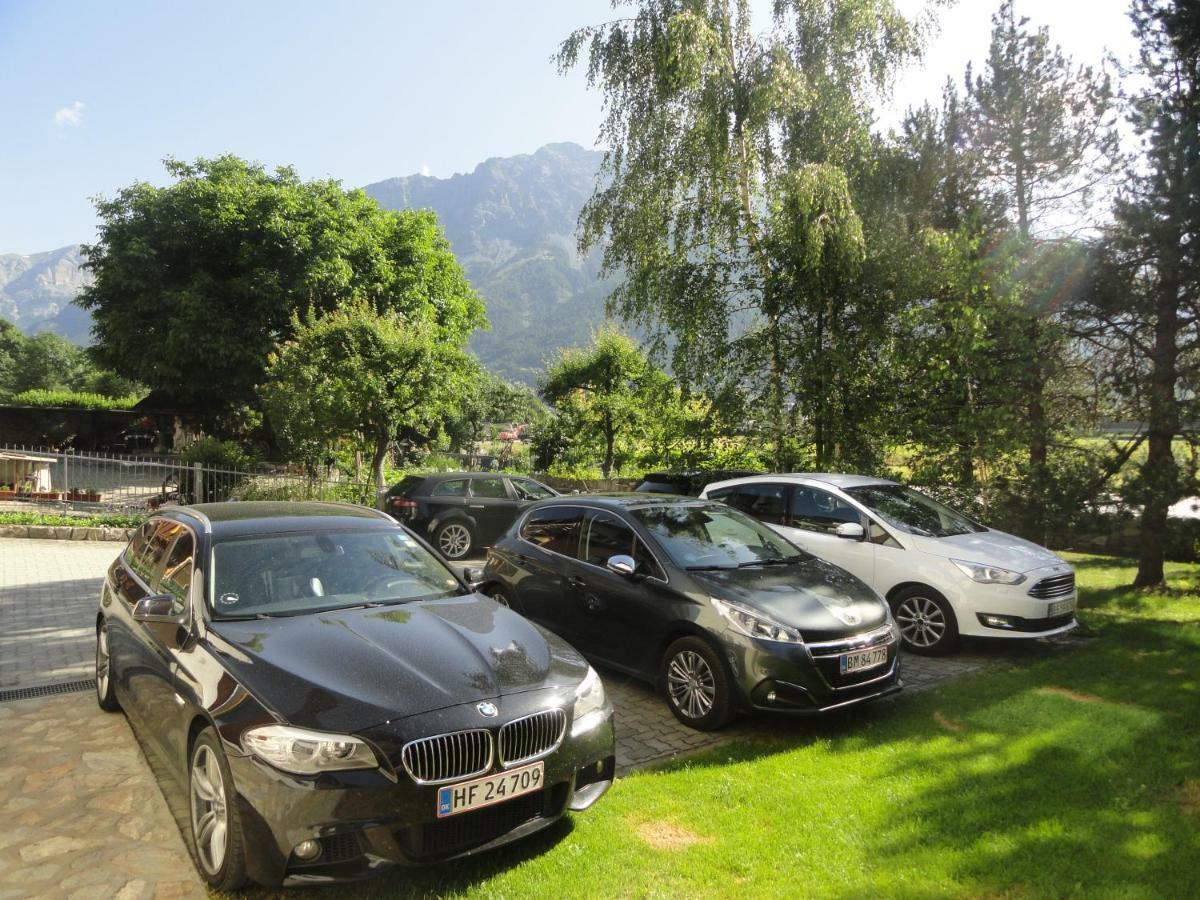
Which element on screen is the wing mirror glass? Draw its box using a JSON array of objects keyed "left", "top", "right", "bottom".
[
  {"left": 606, "top": 554, "right": 638, "bottom": 577},
  {"left": 133, "top": 594, "right": 184, "bottom": 623},
  {"left": 835, "top": 522, "right": 866, "bottom": 541}
]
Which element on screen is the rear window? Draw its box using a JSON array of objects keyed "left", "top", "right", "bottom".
[
  {"left": 520, "top": 506, "right": 585, "bottom": 558},
  {"left": 709, "top": 483, "right": 789, "bottom": 525},
  {"left": 388, "top": 475, "right": 425, "bottom": 497},
  {"left": 432, "top": 479, "right": 468, "bottom": 497},
  {"left": 470, "top": 477, "right": 509, "bottom": 499}
]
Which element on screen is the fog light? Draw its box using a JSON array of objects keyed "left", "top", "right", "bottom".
[
  {"left": 767, "top": 691, "right": 777, "bottom": 703},
  {"left": 294, "top": 839, "right": 321, "bottom": 861},
  {"left": 979, "top": 614, "right": 1015, "bottom": 629}
]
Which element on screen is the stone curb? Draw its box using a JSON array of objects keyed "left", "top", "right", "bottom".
[{"left": 0, "top": 523, "right": 134, "bottom": 542}]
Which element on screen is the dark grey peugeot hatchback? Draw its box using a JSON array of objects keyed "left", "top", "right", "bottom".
[
  {"left": 481, "top": 495, "right": 902, "bottom": 730},
  {"left": 95, "top": 502, "right": 614, "bottom": 889}
]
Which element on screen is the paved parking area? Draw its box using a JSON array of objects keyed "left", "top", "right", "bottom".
[
  {"left": 0, "top": 539, "right": 120, "bottom": 689},
  {"left": 1, "top": 538, "right": 1066, "bottom": 772},
  {"left": 0, "top": 535, "right": 1080, "bottom": 894},
  {"left": 0, "top": 694, "right": 205, "bottom": 899}
]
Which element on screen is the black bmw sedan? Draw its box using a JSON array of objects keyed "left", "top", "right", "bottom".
[
  {"left": 95, "top": 502, "right": 614, "bottom": 890},
  {"left": 481, "top": 495, "right": 902, "bottom": 730}
]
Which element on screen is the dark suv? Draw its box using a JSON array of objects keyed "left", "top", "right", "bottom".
[
  {"left": 381, "top": 472, "right": 558, "bottom": 559},
  {"left": 634, "top": 469, "right": 761, "bottom": 496}
]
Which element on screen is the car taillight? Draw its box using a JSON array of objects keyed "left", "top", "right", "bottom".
[{"left": 390, "top": 497, "right": 417, "bottom": 510}]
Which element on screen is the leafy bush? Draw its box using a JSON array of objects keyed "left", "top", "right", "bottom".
[
  {"left": 9, "top": 389, "right": 144, "bottom": 410},
  {"left": 0, "top": 511, "right": 145, "bottom": 528},
  {"left": 180, "top": 438, "right": 256, "bottom": 502},
  {"left": 230, "top": 476, "right": 376, "bottom": 506}
]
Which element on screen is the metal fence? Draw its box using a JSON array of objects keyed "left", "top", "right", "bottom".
[{"left": 0, "top": 444, "right": 376, "bottom": 513}]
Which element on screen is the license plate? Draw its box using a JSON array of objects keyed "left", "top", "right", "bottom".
[
  {"left": 1048, "top": 597, "right": 1076, "bottom": 617},
  {"left": 840, "top": 645, "right": 889, "bottom": 675},
  {"left": 436, "top": 761, "right": 544, "bottom": 818}
]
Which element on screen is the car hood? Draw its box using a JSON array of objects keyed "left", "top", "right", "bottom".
[
  {"left": 692, "top": 557, "right": 888, "bottom": 640},
  {"left": 205, "top": 593, "right": 589, "bottom": 734},
  {"left": 908, "top": 529, "right": 1063, "bottom": 573}
]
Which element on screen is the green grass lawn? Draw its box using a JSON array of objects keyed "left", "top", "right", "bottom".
[{"left": 252, "top": 554, "right": 1200, "bottom": 899}]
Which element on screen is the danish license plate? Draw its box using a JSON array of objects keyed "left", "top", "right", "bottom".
[
  {"left": 1048, "top": 597, "right": 1076, "bottom": 617},
  {"left": 840, "top": 645, "right": 889, "bottom": 675},
  {"left": 436, "top": 761, "right": 544, "bottom": 818}
]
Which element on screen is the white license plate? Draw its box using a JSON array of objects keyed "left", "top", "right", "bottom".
[
  {"left": 1048, "top": 597, "right": 1076, "bottom": 617},
  {"left": 840, "top": 645, "right": 889, "bottom": 675},
  {"left": 436, "top": 761, "right": 544, "bottom": 818}
]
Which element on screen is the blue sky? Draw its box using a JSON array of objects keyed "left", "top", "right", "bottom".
[{"left": 0, "top": 0, "right": 1136, "bottom": 254}]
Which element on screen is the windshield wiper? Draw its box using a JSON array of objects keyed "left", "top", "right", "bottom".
[
  {"left": 686, "top": 564, "right": 737, "bottom": 571},
  {"left": 737, "top": 556, "right": 805, "bottom": 568}
]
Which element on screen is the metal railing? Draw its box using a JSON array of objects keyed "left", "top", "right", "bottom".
[{"left": 0, "top": 444, "right": 374, "bottom": 512}]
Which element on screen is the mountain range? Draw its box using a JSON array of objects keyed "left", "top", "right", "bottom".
[{"left": 0, "top": 142, "right": 611, "bottom": 384}]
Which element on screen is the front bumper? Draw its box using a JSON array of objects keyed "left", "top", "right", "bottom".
[
  {"left": 226, "top": 693, "right": 615, "bottom": 887},
  {"left": 954, "top": 563, "right": 1078, "bottom": 639},
  {"left": 723, "top": 622, "right": 903, "bottom": 714}
]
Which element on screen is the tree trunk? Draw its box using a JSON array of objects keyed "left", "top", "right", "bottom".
[
  {"left": 768, "top": 313, "right": 786, "bottom": 471},
  {"left": 602, "top": 413, "right": 614, "bottom": 478},
  {"left": 1134, "top": 273, "right": 1181, "bottom": 588},
  {"left": 370, "top": 433, "right": 390, "bottom": 491},
  {"left": 1025, "top": 319, "right": 1049, "bottom": 543}
]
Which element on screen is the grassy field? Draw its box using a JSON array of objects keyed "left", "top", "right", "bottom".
[{"left": 250, "top": 554, "right": 1199, "bottom": 899}]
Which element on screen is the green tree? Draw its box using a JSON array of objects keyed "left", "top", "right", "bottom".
[
  {"left": 444, "top": 369, "right": 548, "bottom": 453},
  {"left": 540, "top": 328, "right": 670, "bottom": 477},
  {"left": 8, "top": 332, "right": 91, "bottom": 395},
  {"left": 1073, "top": 0, "right": 1200, "bottom": 586},
  {"left": 0, "top": 319, "right": 25, "bottom": 399},
  {"left": 261, "top": 302, "right": 475, "bottom": 488},
  {"left": 967, "top": 0, "right": 1119, "bottom": 534},
  {"left": 558, "top": 0, "right": 924, "bottom": 468},
  {"left": 79, "top": 156, "right": 485, "bottom": 425}
]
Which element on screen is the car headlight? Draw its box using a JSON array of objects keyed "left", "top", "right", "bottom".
[
  {"left": 241, "top": 724, "right": 378, "bottom": 774},
  {"left": 572, "top": 666, "right": 608, "bottom": 736},
  {"left": 712, "top": 597, "right": 803, "bottom": 643},
  {"left": 951, "top": 559, "right": 1027, "bottom": 585}
]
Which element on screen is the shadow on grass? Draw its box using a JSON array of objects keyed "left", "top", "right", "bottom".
[{"left": 627, "top": 620, "right": 1199, "bottom": 896}]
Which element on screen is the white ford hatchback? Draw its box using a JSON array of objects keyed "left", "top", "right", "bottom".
[{"left": 701, "top": 473, "right": 1077, "bottom": 655}]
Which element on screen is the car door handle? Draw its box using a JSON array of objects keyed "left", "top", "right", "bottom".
[
  {"left": 469, "top": 504, "right": 485, "bottom": 509},
  {"left": 567, "top": 576, "right": 587, "bottom": 589}
]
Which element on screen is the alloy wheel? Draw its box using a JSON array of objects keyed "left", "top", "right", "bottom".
[
  {"left": 439, "top": 524, "right": 471, "bottom": 558},
  {"left": 95, "top": 626, "right": 110, "bottom": 699},
  {"left": 666, "top": 649, "right": 716, "bottom": 720},
  {"left": 895, "top": 595, "right": 947, "bottom": 648},
  {"left": 190, "top": 745, "right": 229, "bottom": 876}
]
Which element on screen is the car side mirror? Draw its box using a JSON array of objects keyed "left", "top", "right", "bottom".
[
  {"left": 606, "top": 554, "right": 638, "bottom": 577},
  {"left": 835, "top": 522, "right": 866, "bottom": 541},
  {"left": 463, "top": 566, "right": 484, "bottom": 588},
  {"left": 133, "top": 594, "right": 184, "bottom": 623}
]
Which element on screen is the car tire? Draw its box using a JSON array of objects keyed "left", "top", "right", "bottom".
[
  {"left": 661, "top": 636, "right": 736, "bottom": 731},
  {"left": 95, "top": 620, "right": 120, "bottom": 712},
  {"left": 188, "top": 728, "right": 248, "bottom": 892},
  {"left": 435, "top": 520, "right": 475, "bottom": 560},
  {"left": 890, "top": 586, "right": 960, "bottom": 656}
]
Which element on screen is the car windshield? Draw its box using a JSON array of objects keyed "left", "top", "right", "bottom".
[
  {"left": 209, "top": 528, "right": 462, "bottom": 618},
  {"left": 631, "top": 503, "right": 805, "bottom": 569},
  {"left": 844, "top": 485, "right": 984, "bottom": 538}
]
